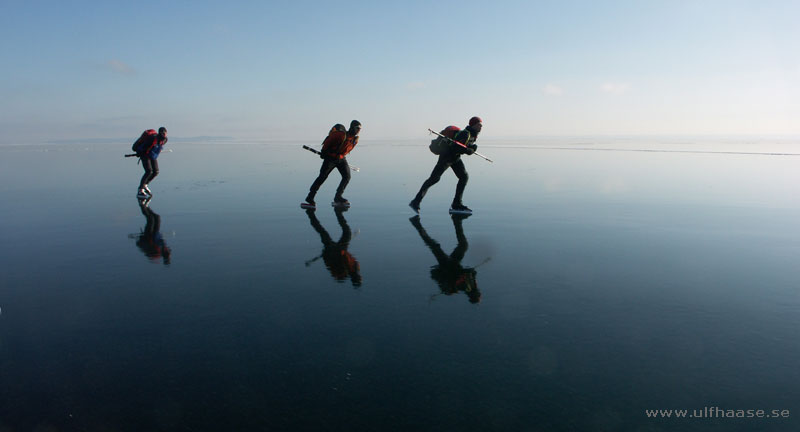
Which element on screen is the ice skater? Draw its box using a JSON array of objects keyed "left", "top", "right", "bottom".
[
  {"left": 302, "top": 120, "right": 361, "bottom": 209},
  {"left": 130, "top": 127, "right": 168, "bottom": 198},
  {"left": 409, "top": 116, "right": 482, "bottom": 214}
]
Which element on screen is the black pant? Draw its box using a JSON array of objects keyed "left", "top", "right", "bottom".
[
  {"left": 139, "top": 157, "right": 159, "bottom": 189},
  {"left": 413, "top": 156, "right": 468, "bottom": 204},
  {"left": 308, "top": 157, "right": 350, "bottom": 198}
]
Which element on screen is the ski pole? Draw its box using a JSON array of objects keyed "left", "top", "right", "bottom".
[
  {"left": 302, "top": 145, "right": 360, "bottom": 172},
  {"left": 428, "top": 129, "right": 493, "bottom": 163},
  {"left": 124, "top": 149, "right": 173, "bottom": 158}
]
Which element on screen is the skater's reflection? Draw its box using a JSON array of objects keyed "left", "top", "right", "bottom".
[
  {"left": 130, "top": 197, "right": 171, "bottom": 265},
  {"left": 304, "top": 207, "right": 362, "bottom": 287},
  {"left": 410, "top": 214, "right": 481, "bottom": 303}
]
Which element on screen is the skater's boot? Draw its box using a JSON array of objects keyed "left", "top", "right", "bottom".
[
  {"left": 301, "top": 193, "right": 316, "bottom": 209},
  {"left": 408, "top": 199, "right": 420, "bottom": 213},
  {"left": 450, "top": 202, "right": 472, "bottom": 214},
  {"left": 333, "top": 195, "right": 350, "bottom": 207}
]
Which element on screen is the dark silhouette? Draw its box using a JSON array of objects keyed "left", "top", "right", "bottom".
[
  {"left": 410, "top": 116, "right": 482, "bottom": 213},
  {"left": 304, "top": 207, "right": 362, "bottom": 287},
  {"left": 303, "top": 120, "right": 361, "bottom": 208},
  {"left": 130, "top": 197, "right": 171, "bottom": 265},
  {"left": 409, "top": 214, "right": 481, "bottom": 303},
  {"left": 133, "top": 127, "right": 168, "bottom": 198}
]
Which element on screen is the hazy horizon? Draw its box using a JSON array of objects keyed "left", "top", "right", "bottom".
[
  {"left": 2, "top": 1, "right": 799, "bottom": 145},
  {"left": 3, "top": 133, "right": 800, "bottom": 147}
]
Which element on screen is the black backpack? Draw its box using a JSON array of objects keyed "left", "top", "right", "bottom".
[{"left": 429, "top": 126, "right": 461, "bottom": 155}]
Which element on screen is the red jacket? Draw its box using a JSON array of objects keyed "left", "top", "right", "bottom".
[{"left": 321, "top": 127, "right": 359, "bottom": 159}]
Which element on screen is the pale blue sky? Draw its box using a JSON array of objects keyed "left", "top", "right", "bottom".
[{"left": 1, "top": 0, "right": 798, "bottom": 144}]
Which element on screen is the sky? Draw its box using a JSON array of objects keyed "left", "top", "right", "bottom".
[{"left": 1, "top": 0, "right": 799, "bottom": 144}]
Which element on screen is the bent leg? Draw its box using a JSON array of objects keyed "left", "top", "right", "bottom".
[
  {"left": 139, "top": 158, "right": 156, "bottom": 189},
  {"left": 334, "top": 158, "right": 351, "bottom": 197},
  {"left": 451, "top": 159, "right": 469, "bottom": 205},
  {"left": 146, "top": 158, "right": 160, "bottom": 184},
  {"left": 413, "top": 159, "right": 450, "bottom": 203},
  {"left": 309, "top": 159, "right": 337, "bottom": 198}
]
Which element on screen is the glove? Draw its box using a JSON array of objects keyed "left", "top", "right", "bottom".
[
  {"left": 320, "top": 153, "right": 325, "bottom": 159},
  {"left": 466, "top": 144, "right": 477, "bottom": 155}
]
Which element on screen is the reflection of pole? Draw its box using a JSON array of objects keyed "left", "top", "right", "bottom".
[
  {"left": 305, "top": 254, "right": 323, "bottom": 267},
  {"left": 472, "top": 257, "right": 492, "bottom": 269}
]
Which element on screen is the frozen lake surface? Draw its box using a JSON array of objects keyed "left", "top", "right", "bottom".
[{"left": 1, "top": 138, "right": 799, "bottom": 431}]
